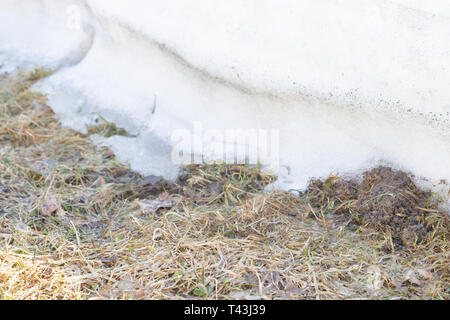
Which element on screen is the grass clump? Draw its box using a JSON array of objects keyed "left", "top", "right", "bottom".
[
  {"left": 87, "top": 116, "right": 132, "bottom": 138},
  {"left": 305, "top": 167, "right": 449, "bottom": 251}
]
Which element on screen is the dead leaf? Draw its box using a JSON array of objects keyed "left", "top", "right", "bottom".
[
  {"left": 416, "top": 269, "right": 433, "bottom": 281},
  {"left": 403, "top": 269, "right": 421, "bottom": 286},
  {"left": 158, "top": 192, "right": 170, "bottom": 202},
  {"left": 101, "top": 255, "right": 118, "bottom": 267},
  {"left": 103, "top": 149, "right": 115, "bottom": 159},
  {"left": 29, "top": 159, "right": 56, "bottom": 176},
  {"left": 139, "top": 175, "right": 164, "bottom": 187},
  {"left": 41, "top": 195, "right": 59, "bottom": 216},
  {"left": 135, "top": 290, "right": 146, "bottom": 299},
  {"left": 137, "top": 192, "right": 173, "bottom": 215}
]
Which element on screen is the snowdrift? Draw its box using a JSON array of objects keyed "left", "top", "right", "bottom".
[{"left": 1, "top": 0, "right": 450, "bottom": 202}]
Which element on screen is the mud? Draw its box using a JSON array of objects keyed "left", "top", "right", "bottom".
[
  {"left": 88, "top": 163, "right": 276, "bottom": 206},
  {"left": 306, "top": 166, "right": 447, "bottom": 249}
]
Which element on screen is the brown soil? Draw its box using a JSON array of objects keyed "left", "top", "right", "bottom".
[{"left": 306, "top": 166, "right": 448, "bottom": 250}]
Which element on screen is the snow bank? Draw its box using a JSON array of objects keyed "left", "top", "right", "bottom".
[{"left": 1, "top": 0, "right": 450, "bottom": 202}]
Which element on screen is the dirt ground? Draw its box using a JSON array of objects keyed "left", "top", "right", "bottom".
[
  {"left": 0, "top": 70, "right": 448, "bottom": 300},
  {"left": 306, "top": 167, "right": 448, "bottom": 251}
]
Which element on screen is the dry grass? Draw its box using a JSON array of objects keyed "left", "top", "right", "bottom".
[{"left": 0, "top": 70, "right": 448, "bottom": 300}]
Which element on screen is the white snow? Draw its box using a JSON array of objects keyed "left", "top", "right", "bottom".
[{"left": 1, "top": 0, "right": 450, "bottom": 204}]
